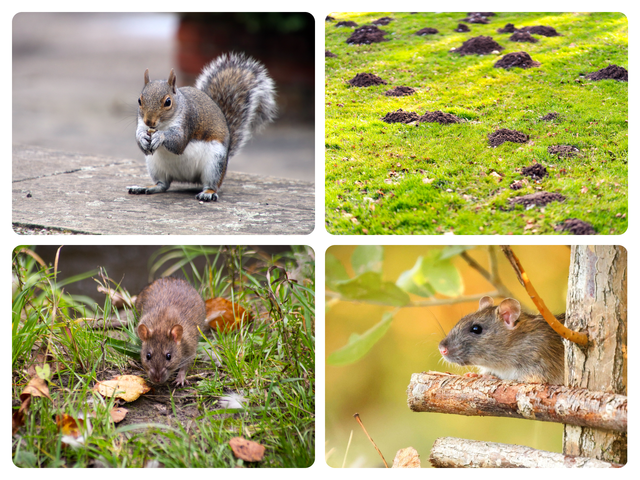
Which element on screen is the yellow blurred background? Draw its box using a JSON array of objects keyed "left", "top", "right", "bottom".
[{"left": 325, "top": 245, "right": 570, "bottom": 467}]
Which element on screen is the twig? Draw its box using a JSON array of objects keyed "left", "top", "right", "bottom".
[
  {"left": 353, "top": 413, "right": 388, "bottom": 468},
  {"left": 407, "top": 372, "right": 626, "bottom": 432},
  {"left": 500, "top": 246, "right": 588, "bottom": 346},
  {"left": 430, "top": 437, "right": 623, "bottom": 468}
]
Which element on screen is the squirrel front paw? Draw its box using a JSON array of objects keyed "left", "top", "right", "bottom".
[{"left": 196, "top": 189, "right": 219, "bottom": 202}]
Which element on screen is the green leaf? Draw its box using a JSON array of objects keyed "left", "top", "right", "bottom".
[
  {"left": 326, "top": 253, "right": 350, "bottom": 289},
  {"left": 396, "top": 257, "right": 436, "bottom": 298},
  {"left": 35, "top": 364, "right": 51, "bottom": 381},
  {"left": 351, "top": 245, "right": 383, "bottom": 275},
  {"left": 327, "top": 311, "right": 395, "bottom": 365},
  {"left": 440, "top": 245, "right": 475, "bottom": 260},
  {"left": 420, "top": 251, "right": 464, "bottom": 297},
  {"left": 105, "top": 337, "right": 141, "bottom": 360},
  {"left": 335, "top": 271, "right": 410, "bottom": 306}
]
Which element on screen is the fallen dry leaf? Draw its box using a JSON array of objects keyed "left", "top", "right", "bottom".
[
  {"left": 93, "top": 375, "right": 151, "bottom": 402},
  {"left": 205, "top": 297, "right": 253, "bottom": 332},
  {"left": 229, "top": 437, "right": 265, "bottom": 462},
  {"left": 109, "top": 407, "right": 128, "bottom": 423},
  {"left": 392, "top": 446, "right": 421, "bottom": 468},
  {"left": 21, "top": 376, "right": 52, "bottom": 402}
]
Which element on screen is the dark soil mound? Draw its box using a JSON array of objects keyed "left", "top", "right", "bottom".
[
  {"left": 540, "top": 112, "right": 559, "bottom": 121},
  {"left": 382, "top": 109, "right": 420, "bottom": 124},
  {"left": 346, "top": 25, "right": 388, "bottom": 44},
  {"left": 469, "top": 12, "right": 495, "bottom": 17},
  {"left": 348, "top": 72, "right": 387, "bottom": 87},
  {"left": 521, "top": 163, "right": 548, "bottom": 180},
  {"left": 336, "top": 21, "right": 358, "bottom": 27},
  {"left": 497, "top": 23, "right": 517, "bottom": 33},
  {"left": 372, "top": 17, "right": 393, "bottom": 26},
  {"left": 453, "top": 36, "right": 503, "bottom": 55},
  {"left": 586, "top": 64, "right": 628, "bottom": 82},
  {"left": 488, "top": 128, "right": 528, "bottom": 147},
  {"left": 384, "top": 86, "right": 416, "bottom": 97},
  {"left": 519, "top": 25, "right": 560, "bottom": 37},
  {"left": 494, "top": 51, "right": 541, "bottom": 69},
  {"left": 555, "top": 218, "right": 596, "bottom": 235},
  {"left": 509, "top": 31, "right": 538, "bottom": 43},
  {"left": 454, "top": 23, "right": 470, "bottom": 32},
  {"left": 326, "top": 16, "right": 335, "bottom": 22},
  {"left": 416, "top": 27, "right": 438, "bottom": 35},
  {"left": 509, "top": 192, "right": 565, "bottom": 208},
  {"left": 418, "top": 111, "right": 462, "bottom": 124},
  {"left": 325, "top": 50, "right": 337, "bottom": 58},
  {"left": 548, "top": 145, "right": 580, "bottom": 157},
  {"left": 462, "top": 14, "right": 490, "bottom": 24}
]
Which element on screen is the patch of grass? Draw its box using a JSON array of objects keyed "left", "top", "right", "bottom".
[
  {"left": 325, "top": 12, "right": 627, "bottom": 234},
  {"left": 12, "top": 246, "right": 315, "bottom": 468}
]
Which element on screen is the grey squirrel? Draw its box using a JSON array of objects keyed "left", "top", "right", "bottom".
[
  {"left": 438, "top": 296, "right": 565, "bottom": 384},
  {"left": 128, "top": 53, "right": 277, "bottom": 202}
]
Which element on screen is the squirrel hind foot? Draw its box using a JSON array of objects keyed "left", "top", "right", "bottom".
[
  {"left": 127, "top": 182, "right": 169, "bottom": 195},
  {"left": 196, "top": 189, "right": 219, "bottom": 202}
]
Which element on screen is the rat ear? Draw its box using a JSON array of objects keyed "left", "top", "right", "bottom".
[
  {"left": 138, "top": 323, "right": 151, "bottom": 341},
  {"left": 168, "top": 68, "right": 177, "bottom": 93},
  {"left": 169, "top": 324, "right": 183, "bottom": 343},
  {"left": 478, "top": 296, "right": 495, "bottom": 311},
  {"left": 144, "top": 68, "right": 150, "bottom": 85},
  {"left": 498, "top": 298, "right": 521, "bottom": 329}
]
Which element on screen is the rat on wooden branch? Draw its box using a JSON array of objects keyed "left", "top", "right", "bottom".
[{"left": 438, "top": 296, "right": 565, "bottom": 384}]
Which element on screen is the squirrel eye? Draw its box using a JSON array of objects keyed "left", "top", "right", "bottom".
[
  {"left": 138, "top": 97, "right": 142, "bottom": 106},
  {"left": 146, "top": 352, "right": 151, "bottom": 360},
  {"left": 166, "top": 353, "right": 172, "bottom": 361},
  {"left": 164, "top": 97, "right": 172, "bottom": 108},
  {"left": 470, "top": 324, "right": 483, "bottom": 335}
]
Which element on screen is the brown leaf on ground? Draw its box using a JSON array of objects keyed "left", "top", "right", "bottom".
[
  {"left": 109, "top": 407, "right": 128, "bottom": 423},
  {"left": 392, "top": 446, "right": 421, "bottom": 468},
  {"left": 21, "top": 376, "right": 52, "bottom": 401},
  {"left": 229, "top": 437, "right": 265, "bottom": 462},
  {"left": 56, "top": 414, "right": 82, "bottom": 438},
  {"left": 93, "top": 375, "right": 151, "bottom": 402},
  {"left": 205, "top": 297, "right": 254, "bottom": 331}
]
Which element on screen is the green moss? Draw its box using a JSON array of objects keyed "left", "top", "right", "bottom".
[{"left": 325, "top": 12, "right": 628, "bottom": 234}]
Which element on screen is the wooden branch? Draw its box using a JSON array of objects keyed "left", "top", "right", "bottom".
[
  {"left": 500, "top": 245, "right": 588, "bottom": 346},
  {"left": 429, "top": 437, "right": 623, "bottom": 468},
  {"left": 407, "top": 372, "right": 626, "bottom": 433}
]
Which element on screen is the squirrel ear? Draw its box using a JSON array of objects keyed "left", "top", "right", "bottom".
[
  {"left": 169, "top": 324, "right": 183, "bottom": 343},
  {"left": 478, "top": 296, "right": 494, "bottom": 311},
  {"left": 498, "top": 298, "right": 521, "bottom": 330},
  {"left": 144, "top": 69, "right": 150, "bottom": 85},
  {"left": 168, "top": 69, "right": 177, "bottom": 93}
]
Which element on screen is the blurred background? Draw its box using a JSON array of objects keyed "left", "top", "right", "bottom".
[
  {"left": 12, "top": 12, "right": 314, "bottom": 181},
  {"left": 325, "top": 245, "right": 571, "bottom": 467}
]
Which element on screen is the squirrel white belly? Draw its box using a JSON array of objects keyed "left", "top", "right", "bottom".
[{"left": 128, "top": 53, "right": 276, "bottom": 202}]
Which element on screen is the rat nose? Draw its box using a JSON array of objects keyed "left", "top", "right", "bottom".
[{"left": 438, "top": 344, "right": 448, "bottom": 356}]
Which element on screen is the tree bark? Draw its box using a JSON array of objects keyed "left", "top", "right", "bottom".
[
  {"left": 429, "top": 437, "right": 622, "bottom": 468},
  {"left": 564, "top": 246, "right": 627, "bottom": 464},
  {"left": 407, "top": 372, "right": 626, "bottom": 432}
]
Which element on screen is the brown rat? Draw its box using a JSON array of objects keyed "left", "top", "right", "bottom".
[
  {"left": 438, "top": 296, "right": 564, "bottom": 384},
  {"left": 135, "top": 277, "right": 208, "bottom": 386}
]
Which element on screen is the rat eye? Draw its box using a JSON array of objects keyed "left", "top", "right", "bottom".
[
  {"left": 164, "top": 97, "right": 172, "bottom": 108},
  {"left": 470, "top": 324, "right": 483, "bottom": 335},
  {"left": 146, "top": 352, "right": 151, "bottom": 360},
  {"left": 166, "top": 353, "right": 172, "bottom": 361}
]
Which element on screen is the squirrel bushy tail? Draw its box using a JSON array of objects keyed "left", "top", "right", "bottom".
[{"left": 195, "top": 53, "right": 277, "bottom": 158}]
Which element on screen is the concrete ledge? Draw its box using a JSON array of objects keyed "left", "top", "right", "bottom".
[{"left": 12, "top": 145, "right": 315, "bottom": 235}]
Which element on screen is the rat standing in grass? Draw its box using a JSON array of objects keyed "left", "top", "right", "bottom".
[
  {"left": 128, "top": 53, "right": 276, "bottom": 202},
  {"left": 136, "top": 277, "right": 209, "bottom": 385},
  {"left": 438, "top": 296, "right": 565, "bottom": 384}
]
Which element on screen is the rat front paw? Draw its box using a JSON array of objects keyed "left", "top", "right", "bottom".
[{"left": 196, "top": 189, "right": 219, "bottom": 202}]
